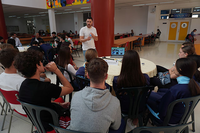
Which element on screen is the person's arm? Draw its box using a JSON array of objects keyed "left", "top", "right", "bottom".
[
  {"left": 72, "top": 60, "right": 78, "bottom": 70},
  {"left": 45, "top": 62, "right": 73, "bottom": 96},
  {"left": 80, "top": 36, "right": 91, "bottom": 43},
  {"left": 90, "top": 32, "right": 98, "bottom": 41},
  {"left": 68, "top": 64, "right": 77, "bottom": 76},
  {"left": 110, "top": 102, "right": 121, "bottom": 130}
]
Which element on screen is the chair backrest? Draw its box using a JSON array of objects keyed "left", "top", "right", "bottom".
[
  {"left": 132, "top": 121, "right": 192, "bottom": 133},
  {"left": 120, "top": 36, "right": 123, "bottom": 39},
  {"left": 0, "top": 88, "right": 20, "bottom": 105},
  {"left": 163, "top": 95, "right": 200, "bottom": 126},
  {"left": 74, "top": 40, "right": 79, "bottom": 46},
  {"left": 18, "top": 100, "right": 59, "bottom": 133},
  {"left": 56, "top": 65, "right": 74, "bottom": 86},
  {"left": 50, "top": 124, "right": 93, "bottom": 133},
  {"left": 75, "top": 75, "right": 90, "bottom": 90},
  {"left": 116, "top": 86, "right": 153, "bottom": 120}
]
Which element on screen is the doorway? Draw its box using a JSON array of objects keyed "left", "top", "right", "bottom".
[{"left": 168, "top": 20, "right": 190, "bottom": 42}]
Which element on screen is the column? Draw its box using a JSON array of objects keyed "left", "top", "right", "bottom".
[
  {"left": 0, "top": 0, "right": 8, "bottom": 42},
  {"left": 91, "top": 0, "right": 115, "bottom": 57},
  {"left": 48, "top": 8, "right": 57, "bottom": 35}
]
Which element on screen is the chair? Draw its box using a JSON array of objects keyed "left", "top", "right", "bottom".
[
  {"left": 18, "top": 100, "right": 59, "bottom": 133},
  {"left": 125, "top": 42, "right": 130, "bottom": 51},
  {"left": 116, "top": 86, "right": 153, "bottom": 133},
  {"left": 75, "top": 75, "right": 90, "bottom": 90},
  {"left": 49, "top": 124, "right": 92, "bottom": 133},
  {"left": 145, "top": 35, "right": 151, "bottom": 44},
  {"left": 120, "top": 36, "right": 123, "bottom": 39},
  {"left": 132, "top": 121, "right": 193, "bottom": 133},
  {"left": 133, "top": 37, "right": 143, "bottom": 51},
  {"left": 0, "top": 88, "right": 33, "bottom": 133},
  {"left": 56, "top": 65, "right": 78, "bottom": 102},
  {"left": 148, "top": 95, "right": 200, "bottom": 133}
]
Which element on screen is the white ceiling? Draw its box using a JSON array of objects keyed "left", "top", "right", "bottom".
[{"left": 2, "top": 0, "right": 200, "bottom": 18}]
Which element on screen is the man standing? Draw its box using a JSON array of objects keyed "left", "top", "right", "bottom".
[{"left": 80, "top": 17, "right": 98, "bottom": 58}]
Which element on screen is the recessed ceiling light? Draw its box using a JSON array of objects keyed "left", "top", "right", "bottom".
[
  {"left": 81, "top": 7, "right": 90, "bottom": 9},
  {"left": 55, "top": 12, "right": 63, "bottom": 15},
  {"left": 133, "top": 4, "right": 145, "bottom": 7},
  {"left": 76, "top": 10, "right": 83, "bottom": 13}
]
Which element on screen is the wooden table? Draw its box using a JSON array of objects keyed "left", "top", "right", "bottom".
[
  {"left": 135, "top": 34, "right": 152, "bottom": 46},
  {"left": 113, "top": 36, "right": 139, "bottom": 50},
  {"left": 194, "top": 35, "right": 200, "bottom": 55}
]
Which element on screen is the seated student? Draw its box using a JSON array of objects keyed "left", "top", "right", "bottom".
[
  {"left": 27, "top": 41, "right": 42, "bottom": 53},
  {"left": 0, "top": 36, "right": 4, "bottom": 44},
  {"left": 50, "top": 39, "right": 56, "bottom": 48},
  {"left": 0, "top": 44, "right": 15, "bottom": 74},
  {"left": 52, "top": 31, "right": 57, "bottom": 40},
  {"left": 147, "top": 58, "right": 200, "bottom": 125},
  {"left": 14, "top": 50, "right": 73, "bottom": 132},
  {"left": 57, "top": 34, "right": 66, "bottom": 53},
  {"left": 151, "top": 43, "right": 196, "bottom": 89},
  {"left": 7, "top": 38, "right": 16, "bottom": 48},
  {"left": 39, "top": 40, "right": 53, "bottom": 60},
  {"left": 112, "top": 50, "right": 149, "bottom": 131},
  {"left": 60, "top": 42, "right": 78, "bottom": 70},
  {"left": 65, "top": 33, "right": 74, "bottom": 47},
  {"left": 30, "top": 32, "right": 43, "bottom": 46},
  {"left": 0, "top": 48, "right": 25, "bottom": 115},
  {"left": 76, "top": 48, "right": 98, "bottom": 77},
  {"left": 156, "top": 29, "right": 161, "bottom": 38},
  {"left": 57, "top": 46, "right": 78, "bottom": 88},
  {"left": 68, "top": 58, "right": 121, "bottom": 132}
]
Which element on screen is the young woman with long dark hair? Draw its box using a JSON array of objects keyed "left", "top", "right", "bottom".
[{"left": 147, "top": 58, "right": 200, "bottom": 125}]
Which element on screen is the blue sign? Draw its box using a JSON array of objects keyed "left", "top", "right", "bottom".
[{"left": 169, "top": 13, "right": 192, "bottom": 18}]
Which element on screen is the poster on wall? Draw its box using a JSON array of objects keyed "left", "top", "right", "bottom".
[{"left": 46, "top": 0, "right": 91, "bottom": 9}]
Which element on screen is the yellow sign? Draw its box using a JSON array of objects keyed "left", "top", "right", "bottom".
[{"left": 46, "top": 0, "right": 91, "bottom": 9}]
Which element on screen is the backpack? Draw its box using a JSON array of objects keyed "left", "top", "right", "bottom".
[{"left": 185, "top": 34, "right": 194, "bottom": 43}]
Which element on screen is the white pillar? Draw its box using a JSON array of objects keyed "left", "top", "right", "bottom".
[
  {"left": 74, "top": 12, "right": 83, "bottom": 35},
  {"left": 48, "top": 9, "right": 57, "bottom": 35}
]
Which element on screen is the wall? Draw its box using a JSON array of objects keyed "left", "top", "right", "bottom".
[
  {"left": 33, "top": 17, "right": 49, "bottom": 33},
  {"left": 5, "top": 17, "right": 28, "bottom": 33},
  {"left": 74, "top": 12, "right": 83, "bottom": 34},
  {"left": 147, "top": 6, "right": 156, "bottom": 34},
  {"left": 114, "top": 6, "right": 148, "bottom": 35},
  {"left": 55, "top": 13, "right": 75, "bottom": 33},
  {"left": 2, "top": 0, "right": 46, "bottom": 9},
  {"left": 155, "top": 2, "right": 200, "bottom": 41}
]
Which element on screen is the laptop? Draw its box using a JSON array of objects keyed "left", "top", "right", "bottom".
[{"left": 111, "top": 47, "right": 125, "bottom": 58}]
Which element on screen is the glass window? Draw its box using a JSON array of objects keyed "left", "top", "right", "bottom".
[
  {"left": 181, "top": 8, "right": 192, "bottom": 13},
  {"left": 161, "top": 15, "right": 169, "bottom": 19},
  {"left": 171, "top": 9, "right": 180, "bottom": 14},
  {"left": 193, "top": 7, "right": 200, "bottom": 12},
  {"left": 161, "top": 10, "right": 170, "bottom": 14}
]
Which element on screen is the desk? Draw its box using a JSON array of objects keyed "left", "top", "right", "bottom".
[
  {"left": 113, "top": 36, "right": 139, "bottom": 50},
  {"left": 104, "top": 57, "right": 157, "bottom": 86},
  {"left": 135, "top": 34, "right": 152, "bottom": 46},
  {"left": 194, "top": 35, "right": 200, "bottom": 55}
]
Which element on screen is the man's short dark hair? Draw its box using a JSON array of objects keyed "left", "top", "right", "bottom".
[
  {"left": 60, "top": 34, "right": 65, "bottom": 40},
  {"left": 87, "top": 16, "right": 93, "bottom": 21},
  {"left": 0, "top": 48, "right": 19, "bottom": 68},
  {"left": 52, "top": 32, "right": 56, "bottom": 35},
  {"left": 14, "top": 50, "right": 43, "bottom": 78},
  {"left": 0, "top": 36, "right": 3, "bottom": 40},
  {"left": 87, "top": 58, "right": 108, "bottom": 84},
  {"left": 10, "top": 32, "right": 16, "bottom": 37},
  {"left": 32, "top": 41, "right": 39, "bottom": 45},
  {"left": 7, "top": 39, "right": 16, "bottom": 47}
]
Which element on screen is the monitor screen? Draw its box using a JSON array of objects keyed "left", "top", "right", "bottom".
[{"left": 111, "top": 47, "right": 125, "bottom": 56}]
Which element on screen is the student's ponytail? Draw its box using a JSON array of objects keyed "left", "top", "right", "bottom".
[{"left": 188, "top": 78, "right": 200, "bottom": 96}]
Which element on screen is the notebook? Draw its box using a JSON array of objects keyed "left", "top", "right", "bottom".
[{"left": 111, "top": 47, "right": 125, "bottom": 58}]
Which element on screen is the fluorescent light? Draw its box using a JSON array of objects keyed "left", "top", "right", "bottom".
[
  {"left": 55, "top": 12, "right": 63, "bottom": 15},
  {"left": 172, "top": 9, "right": 177, "bottom": 10},
  {"left": 76, "top": 10, "right": 83, "bottom": 12},
  {"left": 64, "top": 9, "right": 72, "bottom": 11},
  {"left": 9, "top": 15, "right": 16, "bottom": 18},
  {"left": 83, "top": 10, "right": 91, "bottom": 12},
  {"left": 146, "top": 3, "right": 158, "bottom": 5},
  {"left": 24, "top": 14, "right": 29, "bottom": 15},
  {"left": 81, "top": 7, "right": 90, "bottom": 9},
  {"left": 63, "top": 12, "right": 69, "bottom": 14},
  {"left": 176, "top": 11, "right": 180, "bottom": 12},
  {"left": 160, "top": 1, "right": 174, "bottom": 4},
  {"left": 133, "top": 4, "right": 145, "bottom": 6},
  {"left": 39, "top": 11, "right": 48, "bottom": 14},
  {"left": 17, "top": 17, "right": 21, "bottom": 18},
  {"left": 192, "top": 15, "right": 198, "bottom": 18}
]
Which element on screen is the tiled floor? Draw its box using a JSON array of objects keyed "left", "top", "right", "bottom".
[{"left": 0, "top": 41, "right": 199, "bottom": 133}]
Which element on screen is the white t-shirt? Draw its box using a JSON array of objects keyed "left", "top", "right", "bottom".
[
  {"left": 64, "top": 64, "right": 77, "bottom": 82},
  {"left": 67, "top": 38, "right": 74, "bottom": 47},
  {"left": 0, "top": 72, "right": 25, "bottom": 114},
  {"left": 15, "top": 37, "right": 22, "bottom": 47},
  {"left": 80, "top": 26, "right": 98, "bottom": 51}
]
